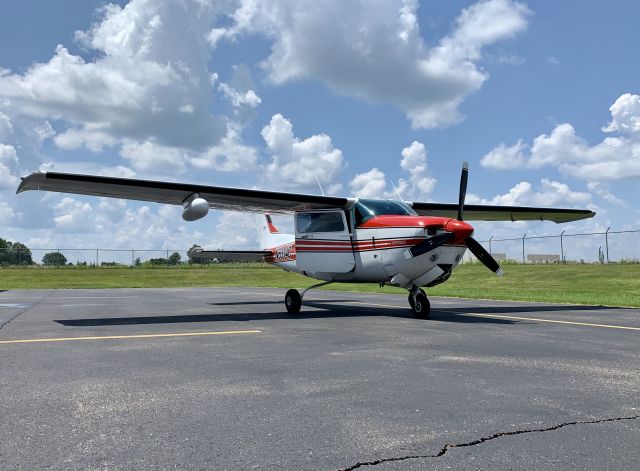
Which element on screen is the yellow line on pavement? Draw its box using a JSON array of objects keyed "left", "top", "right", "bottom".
[
  {"left": 343, "top": 300, "right": 640, "bottom": 332},
  {"left": 449, "top": 311, "right": 640, "bottom": 331},
  {"left": 50, "top": 296, "right": 138, "bottom": 299},
  {"left": 0, "top": 330, "right": 262, "bottom": 345}
]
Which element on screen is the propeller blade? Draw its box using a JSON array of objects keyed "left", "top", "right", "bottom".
[
  {"left": 409, "top": 232, "right": 454, "bottom": 258},
  {"left": 457, "top": 161, "right": 469, "bottom": 221},
  {"left": 465, "top": 236, "right": 504, "bottom": 276}
]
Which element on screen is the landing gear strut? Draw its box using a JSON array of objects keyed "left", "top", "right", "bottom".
[
  {"left": 408, "top": 287, "right": 430, "bottom": 319},
  {"left": 284, "top": 281, "right": 333, "bottom": 314}
]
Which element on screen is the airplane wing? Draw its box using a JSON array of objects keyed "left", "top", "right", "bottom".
[
  {"left": 410, "top": 202, "right": 595, "bottom": 223},
  {"left": 17, "top": 172, "right": 595, "bottom": 223},
  {"left": 189, "top": 249, "right": 271, "bottom": 262},
  {"left": 17, "top": 172, "right": 351, "bottom": 213}
]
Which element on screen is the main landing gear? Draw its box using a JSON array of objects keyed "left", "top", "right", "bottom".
[
  {"left": 408, "top": 287, "right": 430, "bottom": 319},
  {"left": 285, "top": 281, "right": 333, "bottom": 314}
]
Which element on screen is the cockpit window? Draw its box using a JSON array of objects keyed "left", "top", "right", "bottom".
[{"left": 354, "top": 199, "right": 417, "bottom": 226}]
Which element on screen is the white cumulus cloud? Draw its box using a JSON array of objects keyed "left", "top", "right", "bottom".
[
  {"left": 0, "top": 0, "right": 231, "bottom": 171},
  {"left": 467, "top": 178, "right": 592, "bottom": 207},
  {"left": 480, "top": 93, "right": 640, "bottom": 182},
  {"left": 398, "top": 141, "right": 437, "bottom": 198},
  {"left": 217, "top": 0, "right": 530, "bottom": 129},
  {"left": 0, "top": 143, "right": 19, "bottom": 190},
  {"left": 350, "top": 168, "right": 388, "bottom": 199},
  {"left": 0, "top": 201, "right": 15, "bottom": 223},
  {"left": 480, "top": 140, "right": 527, "bottom": 169},
  {"left": 262, "top": 114, "right": 344, "bottom": 192},
  {"left": 350, "top": 141, "right": 436, "bottom": 200}
]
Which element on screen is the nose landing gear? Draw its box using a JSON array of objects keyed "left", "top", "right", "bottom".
[{"left": 408, "top": 287, "right": 430, "bottom": 319}]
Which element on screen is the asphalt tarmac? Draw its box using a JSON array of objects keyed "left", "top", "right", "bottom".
[{"left": 0, "top": 288, "right": 638, "bottom": 470}]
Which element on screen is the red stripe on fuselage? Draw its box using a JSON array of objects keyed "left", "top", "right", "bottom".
[
  {"left": 358, "top": 215, "right": 450, "bottom": 229},
  {"left": 295, "top": 237, "right": 427, "bottom": 253}
]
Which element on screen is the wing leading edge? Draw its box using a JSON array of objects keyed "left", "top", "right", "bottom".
[
  {"left": 18, "top": 172, "right": 595, "bottom": 223},
  {"left": 411, "top": 202, "right": 595, "bottom": 223},
  {"left": 18, "top": 172, "right": 351, "bottom": 213}
]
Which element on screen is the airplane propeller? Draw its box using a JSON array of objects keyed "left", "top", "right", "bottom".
[
  {"left": 456, "top": 161, "right": 504, "bottom": 277},
  {"left": 458, "top": 161, "right": 468, "bottom": 221}
]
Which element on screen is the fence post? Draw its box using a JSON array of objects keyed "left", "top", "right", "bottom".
[
  {"left": 166, "top": 250, "right": 169, "bottom": 268},
  {"left": 560, "top": 230, "right": 565, "bottom": 263},
  {"left": 96, "top": 249, "right": 99, "bottom": 267},
  {"left": 605, "top": 226, "right": 610, "bottom": 263},
  {"left": 489, "top": 236, "right": 493, "bottom": 255},
  {"left": 522, "top": 233, "right": 527, "bottom": 264},
  {"left": 132, "top": 249, "right": 135, "bottom": 267}
]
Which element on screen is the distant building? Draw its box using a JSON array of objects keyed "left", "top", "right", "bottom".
[
  {"left": 465, "top": 252, "right": 507, "bottom": 263},
  {"left": 527, "top": 254, "right": 560, "bottom": 264}
]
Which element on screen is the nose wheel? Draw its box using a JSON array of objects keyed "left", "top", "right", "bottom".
[{"left": 409, "top": 288, "right": 430, "bottom": 319}]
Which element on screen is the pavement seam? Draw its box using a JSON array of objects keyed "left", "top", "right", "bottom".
[
  {"left": 337, "top": 415, "right": 640, "bottom": 470},
  {"left": 0, "top": 290, "right": 53, "bottom": 331}
]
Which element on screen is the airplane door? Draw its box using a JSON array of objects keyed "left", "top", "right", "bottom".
[{"left": 295, "top": 210, "right": 355, "bottom": 273}]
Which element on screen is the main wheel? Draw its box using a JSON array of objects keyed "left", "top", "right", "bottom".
[
  {"left": 408, "top": 289, "right": 426, "bottom": 310},
  {"left": 285, "top": 289, "right": 302, "bottom": 314},
  {"left": 412, "top": 292, "right": 430, "bottom": 319}
]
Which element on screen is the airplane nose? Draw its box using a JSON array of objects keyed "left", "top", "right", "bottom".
[{"left": 444, "top": 219, "right": 474, "bottom": 243}]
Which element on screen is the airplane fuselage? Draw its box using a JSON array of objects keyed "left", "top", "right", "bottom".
[{"left": 265, "top": 215, "right": 472, "bottom": 290}]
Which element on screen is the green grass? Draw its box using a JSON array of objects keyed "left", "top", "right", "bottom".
[{"left": 1, "top": 263, "right": 639, "bottom": 307}]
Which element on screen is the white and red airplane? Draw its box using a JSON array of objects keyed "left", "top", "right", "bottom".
[{"left": 18, "top": 163, "right": 594, "bottom": 318}]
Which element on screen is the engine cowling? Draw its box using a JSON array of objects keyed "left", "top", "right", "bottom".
[{"left": 182, "top": 197, "right": 209, "bottom": 221}]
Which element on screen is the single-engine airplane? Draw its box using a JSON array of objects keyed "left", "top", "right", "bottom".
[{"left": 18, "top": 163, "right": 594, "bottom": 318}]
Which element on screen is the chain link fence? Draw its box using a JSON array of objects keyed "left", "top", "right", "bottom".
[
  {"left": 0, "top": 247, "right": 271, "bottom": 268},
  {"left": 464, "top": 228, "right": 640, "bottom": 264},
  {"left": 1, "top": 227, "right": 639, "bottom": 267}
]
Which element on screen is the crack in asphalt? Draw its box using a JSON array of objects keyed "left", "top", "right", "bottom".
[
  {"left": 0, "top": 291, "right": 52, "bottom": 331},
  {"left": 338, "top": 415, "right": 640, "bottom": 470}
]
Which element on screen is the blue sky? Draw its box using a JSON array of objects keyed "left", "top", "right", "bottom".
[{"left": 0, "top": 0, "right": 638, "bottom": 259}]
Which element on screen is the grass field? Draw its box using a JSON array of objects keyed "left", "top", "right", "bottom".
[{"left": 1, "top": 263, "right": 639, "bottom": 307}]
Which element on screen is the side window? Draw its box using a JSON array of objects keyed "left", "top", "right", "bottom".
[{"left": 296, "top": 212, "right": 345, "bottom": 233}]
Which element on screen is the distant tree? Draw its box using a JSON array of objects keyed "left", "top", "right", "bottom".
[
  {"left": 13, "top": 243, "right": 34, "bottom": 265},
  {"left": 134, "top": 257, "right": 142, "bottom": 267},
  {"left": 0, "top": 238, "right": 34, "bottom": 265},
  {"left": 187, "top": 244, "right": 205, "bottom": 264},
  {"left": 168, "top": 252, "right": 181, "bottom": 265},
  {"left": 42, "top": 252, "right": 68, "bottom": 266}
]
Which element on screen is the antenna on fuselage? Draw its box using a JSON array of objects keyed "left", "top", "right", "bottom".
[
  {"left": 315, "top": 175, "right": 326, "bottom": 196},
  {"left": 391, "top": 181, "right": 404, "bottom": 202}
]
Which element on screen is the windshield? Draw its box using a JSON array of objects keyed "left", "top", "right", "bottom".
[{"left": 354, "top": 199, "right": 417, "bottom": 226}]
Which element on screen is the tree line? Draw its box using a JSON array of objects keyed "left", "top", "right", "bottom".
[
  {"left": 1, "top": 239, "right": 251, "bottom": 267},
  {"left": 0, "top": 238, "right": 33, "bottom": 266}
]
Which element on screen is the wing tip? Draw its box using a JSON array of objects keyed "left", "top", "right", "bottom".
[{"left": 16, "top": 172, "right": 45, "bottom": 194}]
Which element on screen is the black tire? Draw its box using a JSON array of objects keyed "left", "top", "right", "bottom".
[
  {"left": 412, "top": 292, "right": 430, "bottom": 319},
  {"left": 408, "top": 289, "right": 425, "bottom": 310},
  {"left": 285, "top": 289, "right": 302, "bottom": 314}
]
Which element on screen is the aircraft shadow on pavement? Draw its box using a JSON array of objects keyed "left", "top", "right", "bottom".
[
  {"left": 207, "top": 299, "right": 355, "bottom": 306},
  {"left": 440, "top": 304, "right": 620, "bottom": 314},
  {"left": 54, "top": 300, "right": 516, "bottom": 326}
]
